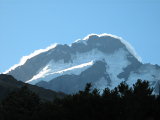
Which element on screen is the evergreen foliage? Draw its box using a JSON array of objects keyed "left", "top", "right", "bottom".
[{"left": 0, "top": 80, "right": 159, "bottom": 120}]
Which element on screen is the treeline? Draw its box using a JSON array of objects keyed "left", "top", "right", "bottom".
[{"left": 0, "top": 79, "right": 160, "bottom": 120}]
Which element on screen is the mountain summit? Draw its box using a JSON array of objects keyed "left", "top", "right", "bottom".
[{"left": 6, "top": 34, "right": 160, "bottom": 94}]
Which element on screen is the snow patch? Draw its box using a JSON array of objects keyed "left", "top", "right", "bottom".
[
  {"left": 75, "top": 33, "right": 141, "bottom": 62},
  {"left": 26, "top": 48, "right": 130, "bottom": 86},
  {"left": 104, "top": 48, "right": 130, "bottom": 89},
  {"left": 55, "top": 61, "right": 94, "bottom": 73},
  {"left": 74, "top": 39, "right": 88, "bottom": 45},
  {"left": 127, "top": 64, "right": 160, "bottom": 86},
  {"left": 26, "top": 61, "right": 94, "bottom": 84}
]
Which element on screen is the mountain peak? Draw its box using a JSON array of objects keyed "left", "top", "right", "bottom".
[
  {"left": 5, "top": 33, "right": 140, "bottom": 74},
  {"left": 6, "top": 33, "right": 160, "bottom": 94},
  {"left": 73, "top": 33, "right": 141, "bottom": 61}
]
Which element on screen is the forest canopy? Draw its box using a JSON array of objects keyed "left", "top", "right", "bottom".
[{"left": 0, "top": 79, "right": 159, "bottom": 120}]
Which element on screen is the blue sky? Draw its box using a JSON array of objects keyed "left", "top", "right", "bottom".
[{"left": 0, "top": 0, "right": 160, "bottom": 72}]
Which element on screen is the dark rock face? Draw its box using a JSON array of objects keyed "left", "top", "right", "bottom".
[
  {"left": 117, "top": 55, "right": 142, "bottom": 81},
  {"left": 36, "top": 60, "right": 111, "bottom": 94}
]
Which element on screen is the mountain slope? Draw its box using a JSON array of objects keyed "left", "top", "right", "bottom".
[
  {"left": 0, "top": 74, "right": 65, "bottom": 100},
  {"left": 5, "top": 34, "right": 160, "bottom": 94}
]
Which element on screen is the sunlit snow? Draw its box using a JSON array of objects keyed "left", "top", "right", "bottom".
[{"left": 26, "top": 48, "right": 130, "bottom": 86}]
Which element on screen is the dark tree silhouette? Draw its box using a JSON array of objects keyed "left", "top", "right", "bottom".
[
  {"left": 0, "top": 79, "right": 160, "bottom": 120},
  {"left": 1, "top": 86, "right": 40, "bottom": 120}
]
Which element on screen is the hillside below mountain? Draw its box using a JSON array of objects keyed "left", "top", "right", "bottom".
[{"left": 0, "top": 74, "right": 65, "bottom": 101}]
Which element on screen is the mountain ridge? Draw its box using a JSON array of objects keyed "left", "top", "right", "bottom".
[{"left": 5, "top": 33, "right": 160, "bottom": 94}]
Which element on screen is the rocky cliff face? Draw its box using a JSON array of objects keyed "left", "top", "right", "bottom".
[{"left": 6, "top": 34, "right": 160, "bottom": 94}]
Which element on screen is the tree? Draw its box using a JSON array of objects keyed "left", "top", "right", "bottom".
[
  {"left": 117, "top": 81, "right": 132, "bottom": 97},
  {"left": 2, "top": 86, "right": 40, "bottom": 120},
  {"left": 133, "top": 79, "right": 153, "bottom": 97}
]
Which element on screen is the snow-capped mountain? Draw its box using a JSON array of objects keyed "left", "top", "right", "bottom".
[{"left": 5, "top": 34, "right": 160, "bottom": 94}]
